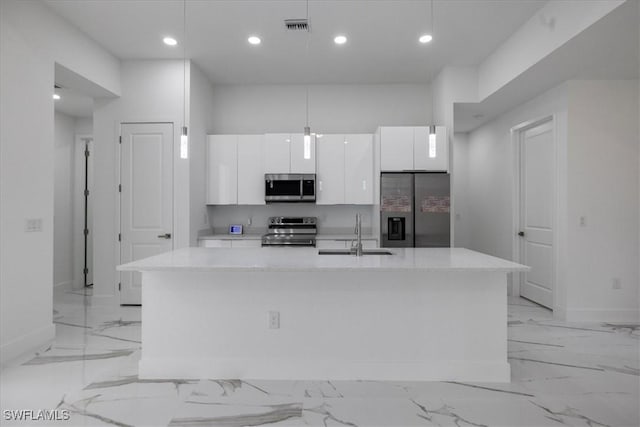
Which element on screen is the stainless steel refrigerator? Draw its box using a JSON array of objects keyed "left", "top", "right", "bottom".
[{"left": 380, "top": 172, "right": 450, "bottom": 248}]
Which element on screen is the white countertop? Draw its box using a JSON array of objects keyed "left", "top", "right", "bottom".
[
  {"left": 118, "top": 247, "right": 529, "bottom": 273},
  {"left": 198, "top": 234, "right": 377, "bottom": 241}
]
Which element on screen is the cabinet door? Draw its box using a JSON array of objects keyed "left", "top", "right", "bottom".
[
  {"left": 201, "top": 239, "right": 232, "bottom": 248},
  {"left": 230, "top": 239, "right": 262, "bottom": 248},
  {"left": 237, "top": 135, "right": 265, "bottom": 205},
  {"left": 290, "top": 133, "right": 316, "bottom": 173},
  {"left": 414, "top": 126, "right": 448, "bottom": 171},
  {"left": 316, "top": 240, "right": 347, "bottom": 249},
  {"left": 316, "top": 134, "right": 345, "bottom": 205},
  {"left": 264, "top": 134, "right": 291, "bottom": 173},
  {"left": 361, "top": 239, "right": 378, "bottom": 249},
  {"left": 344, "top": 134, "right": 373, "bottom": 204},
  {"left": 380, "top": 127, "right": 414, "bottom": 171},
  {"left": 207, "top": 135, "right": 237, "bottom": 204}
]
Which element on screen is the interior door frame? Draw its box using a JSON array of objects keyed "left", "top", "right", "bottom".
[
  {"left": 511, "top": 114, "right": 559, "bottom": 308},
  {"left": 116, "top": 121, "right": 175, "bottom": 304}
]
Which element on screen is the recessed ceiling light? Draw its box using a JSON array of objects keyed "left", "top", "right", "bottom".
[
  {"left": 163, "top": 37, "right": 178, "bottom": 46},
  {"left": 419, "top": 34, "right": 433, "bottom": 44},
  {"left": 334, "top": 35, "right": 347, "bottom": 45},
  {"left": 53, "top": 94, "right": 61, "bottom": 100},
  {"left": 248, "top": 36, "right": 261, "bottom": 45}
]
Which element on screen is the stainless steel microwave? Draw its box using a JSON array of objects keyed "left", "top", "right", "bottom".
[{"left": 265, "top": 174, "right": 316, "bottom": 203}]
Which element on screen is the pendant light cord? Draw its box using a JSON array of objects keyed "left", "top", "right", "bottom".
[
  {"left": 183, "top": 0, "right": 187, "bottom": 130},
  {"left": 305, "top": 0, "right": 310, "bottom": 128},
  {"left": 430, "top": 0, "right": 434, "bottom": 125}
]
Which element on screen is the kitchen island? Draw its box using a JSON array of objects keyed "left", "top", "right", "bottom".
[{"left": 118, "top": 247, "right": 528, "bottom": 382}]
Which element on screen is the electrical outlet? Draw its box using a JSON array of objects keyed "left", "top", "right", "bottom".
[
  {"left": 247, "top": 217, "right": 252, "bottom": 226},
  {"left": 25, "top": 218, "right": 42, "bottom": 232},
  {"left": 269, "top": 311, "right": 280, "bottom": 329},
  {"left": 579, "top": 216, "right": 586, "bottom": 227},
  {"left": 612, "top": 278, "right": 622, "bottom": 290}
]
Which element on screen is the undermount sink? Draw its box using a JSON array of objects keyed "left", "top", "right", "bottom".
[{"left": 318, "top": 248, "right": 393, "bottom": 256}]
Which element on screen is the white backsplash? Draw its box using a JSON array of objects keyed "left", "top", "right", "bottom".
[{"left": 207, "top": 205, "right": 376, "bottom": 236}]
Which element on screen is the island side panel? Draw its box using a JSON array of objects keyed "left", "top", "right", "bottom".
[{"left": 139, "top": 270, "right": 509, "bottom": 382}]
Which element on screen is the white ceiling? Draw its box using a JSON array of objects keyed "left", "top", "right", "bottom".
[
  {"left": 45, "top": 0, "right": 546, "bottom": 85},
  {"left": 455, "top": 0, "right": 639, "bottom": 132}
]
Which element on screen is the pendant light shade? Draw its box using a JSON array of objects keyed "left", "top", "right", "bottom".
[
  {"left": 428, "top": 125, "right": 437, "bottom": 158},
  {"left": 303, "top": 126, "right": 311, "bottom": 160}
]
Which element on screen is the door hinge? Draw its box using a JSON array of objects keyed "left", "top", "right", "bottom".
[
  {"left": 84, "top": 228, "right": 89, "bottom": 236},
  {"left": 118, "top": 184, "right": 121, "bottom": 193},
  {"left": 83, "top": 268, "right": 89, "bottom": 275},
  {"left": 84, "top": 149, "right": 90, "bottom": 158},
  {"left": 118, "top": 233, "right": 121, "bottom": 242},
  {"left": 118, "top": 283, "right": 121, "bottom": 291},
  {"left": 84, "top": 189, "right": 90, "bottom": 197},
  {"left": 119, "top": 136, "right": 122, "bottom": 144}
]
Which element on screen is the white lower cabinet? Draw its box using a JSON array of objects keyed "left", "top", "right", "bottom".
[
  {"left": 200, "top": 239, "right": 232, "bottom": 248},
  {"left": 316, "top": 239, "right": 378, "bottom": 249},
  {"left": 199, "top": 239, "right": 261, "bottom": 248},
  {"left": 315, "top": 240, "right": 347, "bottom": 249},
  {"left": 230, "top": 239, "right": 262, "bottom": 248}
]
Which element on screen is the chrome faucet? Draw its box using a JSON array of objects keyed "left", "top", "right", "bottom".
[{"left": 352, "top": 213, "right": 363, "bottom": 256}]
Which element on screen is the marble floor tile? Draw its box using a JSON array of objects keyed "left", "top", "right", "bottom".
[{"left": 0, "top": 288, "right": 638, "bottom": 427}]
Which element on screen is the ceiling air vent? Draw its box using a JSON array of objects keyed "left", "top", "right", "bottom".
[{"left": 284, "top": 18, "right": 309, "bottom": 31}]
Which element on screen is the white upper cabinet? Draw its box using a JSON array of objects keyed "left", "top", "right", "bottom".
[
  {"left": 414, "top": 126, "right": 448, "bottom": 171},
  {"left": 316, "top": 135, "right": 346, "bottom": 205},
  {"left": 264, "top": 133, "right": 316, "bottom": 174},
  {"left": 290, "top": 133, "right": 316, "bottom": 173},
  {"left": 237, "top": 135, "right": 265, "bottom": 205},
  {"left": 379, "top": 126, "right": 448, "bottom": 172},
  {"left": 264, "top": 133, "right": 291, "bottom": 174},
  {"left": 207, "top": 135, "right": 238, "bottom": 205},
  {"left": 344, "top": 134, "right": 374, "bottom": 204},
  {"left": 316, "top": 134, "right": 373, "bottom": 205},
  {"left": 380, "top": 127, "right": 414, "bottom": 171}
]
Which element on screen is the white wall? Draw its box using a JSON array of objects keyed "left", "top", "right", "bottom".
[
  {"left": 477, "top": 1, "right": 623, "bottom": 100},
  {"left": 208, "top": 205, "right": 375, "bottom": 236},
  {"left": 93, "top": 60, "right": 190, "bottom": 300},
  {"left": 210, "top": 84, "right": 430, "bottom": 134},
  {"left": 464, "top": 83, "right": 569, "bottom": 303},
  {"left": 53, "top": 112, "right": 75, "bottom": 288},
  {"left": 0, "top": 0, "right": 119, "bottom": 364},
  {"left": 565, "top": 80, "right": 639, "bottom": 321},
  {"left": 189, "top": 64, "right": 214, "bottom": 246},
  {"left": 452, "top": 132, "right": 470, "bottom": 249},
  {"left": 75, "top": 117, "right": 93, "bottom": 135}
]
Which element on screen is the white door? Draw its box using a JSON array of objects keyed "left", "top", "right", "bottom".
[
  {"left": 518, "top": 120, "right": 554, "bottom": 309},
  {"left": 120, "top": 123, "right": 173, "bottom": 305},
  {"left": 316, "top": 134, "right": 345, "bottom": 205},
  {"left": 237, "top": 135, "right": 265, "bottom": 205},
  {"left": 344, "top": 134, "right": 373, "bottom": 204}
]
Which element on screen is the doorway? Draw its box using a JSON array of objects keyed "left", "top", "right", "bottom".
[
  {"left": 514, "top": 117, "right": 556, "bottom": 309},
  {"left": 119, "top": 123, "right": 174, "bottom": 305}
]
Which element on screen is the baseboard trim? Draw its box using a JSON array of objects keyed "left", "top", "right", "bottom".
[
  {"left": 139, "top": 358, "right": 512, "bottom": 382},
  {"left": 565, "top": 308, "right": 640, "bottom": 323},
  {"left": 0, "top": 323, "right": 55, "bottom": 368},
  {"left": 54, "top": 280, "right": 73, "bottom": 289}
]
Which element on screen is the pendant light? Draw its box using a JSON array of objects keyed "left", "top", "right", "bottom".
[
  {"left": 303, "top": 0, "right": 311, "bottom": 160},
  {"left": 427, "top": 0, "right": 436, "bottom": 159},
  {"left": 180, "top": 0, "right": 189, "bottom": 159}
]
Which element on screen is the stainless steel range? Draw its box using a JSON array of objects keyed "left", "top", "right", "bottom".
[{"left": 261, "top": 217, "right": 317, "bottom": 247}]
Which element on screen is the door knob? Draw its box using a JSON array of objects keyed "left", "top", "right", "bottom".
[
  {"left": 158, "top": 233, "right": 172, "bottom": 239},
  {"left": 517, "top": 231, "right": 525, "bottom": 237}
]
